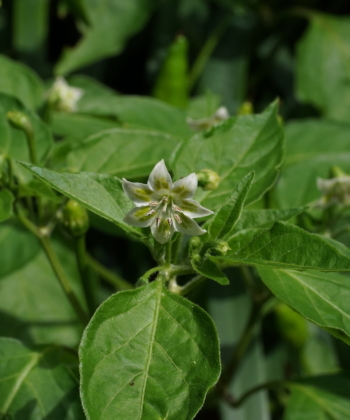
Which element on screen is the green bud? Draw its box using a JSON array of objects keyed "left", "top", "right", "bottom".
[
  {"left": 60, "top": 200, "right": 89, "bottom": 237},
  {"left": 7, "top": 111, "right": 32, "bottom": 132},
  {"left": 237, "top": 101, "right": 253, "bottom": 115},
  {"left": 275, "top": 302, "right": 309, "bottom": 349},
  {"left": 201, "top": 239, "right": 230, "bottom": 257},
  {"left": 196, "top": 169, "right": 220, "bottom": 190}
]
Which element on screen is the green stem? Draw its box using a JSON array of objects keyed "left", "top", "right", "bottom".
[
  {"left": 140, "top": 266, "right": 163, "bottom": 283},
  {"left": 217, "top": 299, "right": 266, "bottom": 395},
  {"left": 5, "top": 156, "right": 14, "bottom": 190},
  {"left": 174, "top": 275, "right": 206, "bottom": 295},
  {"left": 23, "top": 125, "right": 38, "bottom": 166},
  {"left": 14, "top": 204, "right": 40, "bottom": 237},
  {"left": 40, "top": 236, "right": 89, "bottom": 325},
  {"left": 74, "top": 235, "right": 96, "bottom": 316},
  {"left": 188, "top": 14, "right": 232, "bottom": 91},
  {"left": 165, "top": 240, "right": 172, "bottom": 267},
  {"left": 223, "top": 379, "right": 287, "bottom": 408},
  {"left": 86, "top": 255, "right": 133, "bottom": 291}
]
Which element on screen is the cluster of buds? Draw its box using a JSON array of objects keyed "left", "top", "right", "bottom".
[
  {"left": 316, "top": 167, "right": 350, "bottom": 208},
  {"left": 46, "top": 77, "right": 84, "bottom": 112},
  {"left": 187, "top": 106, "right": 230, "bottom": 131}
]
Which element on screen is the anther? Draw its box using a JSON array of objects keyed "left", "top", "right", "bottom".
[
  {"left": 146, "top": 209, "right": 155, "bottom": 216},
  {"left": 167, "top": 218, "right": 173, "bottom": 226},
  {"left": 149, "top": 202, "right": 159, "bottom": 206},
  {"left": 172, "top": 205, "right": 182, "bottom": 212},
  {"left": 156, "top": 218, "right": 161, "bottom": 227},
  {"left": 174, "top": 214, "right": 181, "bottom": 223}
]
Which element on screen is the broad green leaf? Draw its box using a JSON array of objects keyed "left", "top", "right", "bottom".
[
  {"left": 0, "top": 190, "right": 14, "bottom": 222},
  {"left": 55, "top": 0, "right": 158, "bottom": 75},
  {"left": 258, "top": 267, "right": 350, "bottom": 344},
  {"left": 285, "top": 374, "right": 350, "bottom": 420},
  {"left": 207, "top": 272, "right": 270, "bottom": 420},
  {"left": 65, "top": 128, "right": 180, "bottom": 178},
  {"left": 173, "top": 100, "right": 284, "bottom": 210},
  {"left": 0, "top": 337, "right": 84, "bottom": 419},
  {"left": 0, "top": 55, "right": 44, "bottom": 109},
  {"left": 275, "top": 119, "right": 350, "bottom": 207},
  {"left": 0, "top": 222, "right": 84, "bottom": 346},
  {"left": 0, "top": 93, "right": 53, "bottom": 181},
  {"left": 296, "top": 13, "right": 350, "bottom": 122},
  {"left": 208, "top": 171, "right": 254, "bottom": 240},
  {"left": 20, "top": 163, "right": 142, "bottom": 239},
  {"left": 75, "top": 95, "right": 192, "bottom": 139},
  {"left": 80, "top": 280, "right": 221, "bottom": 420},
  {"left": 211, "top": 221, "right": 350, "bottom": 271},
  {"left": 191, "top": 258, "right": 229, "bottom": 285},
  {"left": 232, "top": 207, "right": 306, "bottom": 233}
]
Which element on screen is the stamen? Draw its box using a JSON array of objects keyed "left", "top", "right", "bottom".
[
  {"left": 149, "top": 202, "right": 159, "bottom": 206},
  {"left": 174, "top": 214, "right": 181, "bottom": 223},
  {"left": 146, "top": 209, "right": 155, "bottom": 216},
  {"left": 156, "top": 218, "right": 161, "bottom": 227},
  {"left": 167, "top": 218, "right": 173, "bottom": 226},
  {"left": 172, "top": 205, "right": 182, "bottom": 212},
  {"left": 161, "top": 196, "right": 168, "bottom": 202}
]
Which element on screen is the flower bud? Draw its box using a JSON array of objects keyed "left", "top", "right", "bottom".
[
  {"left": 60, "top": 200, "right": 89, "bottom": 237},
  {"left": 200, "top": 239, "right": 231, "bottom": 258},
  {"left": 237, "top": 101, "right": 253, "bottom": 115},
  {"left": 196, "top": 169, "right": 220, "bottom": 190},
  {"left": 7, "top": 111, "right": 32, "bottom": 132}
]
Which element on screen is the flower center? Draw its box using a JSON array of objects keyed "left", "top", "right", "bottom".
[{"left": 147, "top": 195, "right": 182, "bottom": 227}]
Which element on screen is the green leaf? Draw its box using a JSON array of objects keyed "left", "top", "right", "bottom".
[
  {"left": 211, "top": 221, "right": 350, "bottom": 271},
  {"left": 186, "top": 92, "right": 221, "bottom": 120},
  {"left": 0, "top": 337, "right": 84, "bottom": 419},
  {"left": 55, "top": 0, "right": 159, "bottom": 75},
  {"left": 0, "top": 190, "right": 14, "bottom": 222},
  {"left": 208, "top": 171, "right": 254, "bottom": 240},
  {"left": 191, "top": 258, "right": 229, "bottom": 285},
  {"left": 296, "top": 12, "right": 350, "bottom": 122},
  {"left": 173, "top": 100, "right": 284, "bottom": 210},
  {"left": 76, "top": 95, "right": 192, "bottom": 139},
  {"left": 80, "top": 280, "right": 221, "bottom": 420},
  {"left": 0, "top": 222, "right": 84, "bottom": 346},
  {"left": 275, "top": 119, "right": 350, "bottom": 207},
  {"left": 232, "top": 207, "right": 306, "bottom": 233},
  {"left": 285, "top": 374, "right": 350, "bottom": 420},
  {"left": 0, "top": 55, "right": 44, "bottom": 109},
  {"left": 65, "top": 128, "right": 180, "bottom": 178},
  {"left": 258, "top": 267, "right": 350, "bottom": 344},
  {"left": 20, "top": 163, "right": 142, "bottom": 239},
  {"left": 0, "top": 93, "right": 53, "bottom": 181}
]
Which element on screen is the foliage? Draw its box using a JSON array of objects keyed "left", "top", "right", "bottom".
[{"left": 1, "top": 1, "right": 350, "bottom": 420}]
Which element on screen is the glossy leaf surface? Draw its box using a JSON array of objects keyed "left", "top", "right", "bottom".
[
  {"left": 0, "top": 337, "right": 84, "bottom": 419},
  {"left": 173, "top": 100, "right": 284, "bottom": 210},
  {"left": 80, "top": 280, "right": 221, "bottom": 420}
]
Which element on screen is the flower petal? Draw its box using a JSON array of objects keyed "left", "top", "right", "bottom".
[
  {"left": 148, "top": 160, "right": 172, "bottom": 193},
  {"left": 122, "top": 179, "right": 159, "bottom": 206},
  {"left": 151, "top": 218, "right": 175, "bottom": 244},
  {"left": 174, "top": 213, "right": 206, "bottom": 236},
  {"left": 172, "top": 173, "right": 197, "bottom": 199},
  {"left": 123, "top": 206, "right": 156, "bottom": 227},
  {"left": 174, "top": 198, "right": 214, "bottom": 218}
]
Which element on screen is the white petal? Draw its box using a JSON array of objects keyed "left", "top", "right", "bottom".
[
  {"left": 123, "top": 206, "right": 156, "bottom": 227},
  {"left": 174, "top": 213, "right": 206, "bottom": 236},
  {"left": 151, "top": 217, "right": 175, "bottom": 244},
  {"left": 122, "top": 179, "right": 159, "bottom": 206},
  {"left": 172, "top": 173, "right": 197, "bottom": 199},
  {"left": 148, "top": 160, "right": 172, "bottom": 193},
  {"left": 174, "top": 198, "right": 214, "bottom": 218}
]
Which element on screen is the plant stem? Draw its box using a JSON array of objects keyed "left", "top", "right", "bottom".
[
  {"left": 174, "top": 275, "right": 206, "bottom": 295},
  {"left": 223, "top": 379, "right": 287, "bottom": 408},
  {"left": 217, "top": 299, "right": 267, "bottom": 395},
  {"left": 40, "top": 236, "right": 89, "bottom": 325},
  {"left": 23, "top": 124, "right": 38, "bottom": 166},
  {"left": 188, "top": 14, "right": 232, "bottom": 91},
  {"left": 165, "top": 240, "right": 172, "bottom": 267},
  {"left": 74, "top": 235, "right": 96, "bottom": 316},
  {"left": 140, "top": 266, "right": 163, "bottom": 283},
  {"left": 86, "top": 255, "right": 133, "bottom": 291},
  {"left": 14, "top": 204, "right": 40, "bottom": 237}
]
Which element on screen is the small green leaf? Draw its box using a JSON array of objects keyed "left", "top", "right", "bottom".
[
  {"left": 232, "top": 207, "right": 306, "bottom": 233},
  {"left": 0, "top": 55, "right": 44, "bottom": 109},
  {"left": 285, "top": 374, "right": 350, "bottom": 420},
  {"left": 173, "top": 100, "right": 284, "bottom": 210},
  {"left": 20, "top": 163, "right": 142, "bottom": 239},
  {"left": 208, "top": 171, "right": 254, "bottom": 240},
  {"left": 65, "top": 129, "right": 180, "bottom": 178},
  {"left": 80, "top": 280, "right": 221, "bottom": 420},
  {"left": 191, "top": 258, "right": 229, "bottom": 285},
  {"left": 211, "top": 221, "right": 350, "bottom": 271},
  {"left": 0, "top": 190, "right": 14, "bottom": 222},
  {"left": 258, "top": 267, "right": 350, "bottom": 344},
  {"left": 0, "top": 337, "right": 84, "bottom": 419}
]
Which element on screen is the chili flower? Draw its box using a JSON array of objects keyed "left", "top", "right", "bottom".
[
  {"left": 46, "top": 77, "right": 84, "bottom": 112},
  {"left": 122, "top": 160, "right": 213, "bottom": 244}
]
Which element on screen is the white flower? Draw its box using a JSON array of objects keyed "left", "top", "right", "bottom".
[
  {"left": 317, "top": 176, "right": 350, "bottom": 206},
  {"left": 187, "top": 106, "right": 230, "bottom": 131},
  {"left": 46, "top": 77, "right": 84, "bottom": 112},
  {"left": 122, "top": 160, "right": 213, "bottom": 244}
]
